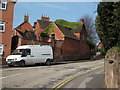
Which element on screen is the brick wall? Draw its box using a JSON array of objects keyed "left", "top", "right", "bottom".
[
  {"left": 0, "top": 2, "right": 15, "bottom": 64},
  {"left": 79, "top": 41, "right": 90, "bottom": 59},
  {"left": 54, "top": 37, "right": 90, "bottom": 61},
  {"left": 61, "top": 38, "right": 81, "bottom": 60}
]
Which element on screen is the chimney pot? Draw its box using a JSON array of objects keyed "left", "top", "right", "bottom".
[
  {"left": 80, "top": 19, "right": 84, "bottom": 23},
  {"left": 24, "top": 13, "right": 29, "bottom": 22},
  {"left": 41, "top": 15, "right": 50, "bottom": 21}
]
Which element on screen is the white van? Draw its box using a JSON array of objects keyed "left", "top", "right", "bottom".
[{"left": 6, "top": 45, "right": 53, "bottom": 67}]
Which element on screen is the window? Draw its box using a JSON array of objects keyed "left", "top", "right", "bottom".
[
  {"left": 1, "top": 2, "right": 7, "bottom": 10},
  {"left": 0, "top": 21, "right": 5, "bottom": 32},
  {"left": 12, "top": 49, "right": 31, "bottom": 56},
  {"left": 0, "top": 44, "right": 3, "bottom": 55},
  {"left": 51, "top": 34, "right": 55, "bottom": 39}
]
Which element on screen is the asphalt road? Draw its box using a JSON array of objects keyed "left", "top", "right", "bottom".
[
  {"left": 1, "top": 59, "right": 104, "bottom": 89},
  {"left": 60, "top": 67, "right": 105, "bottom": 88}
]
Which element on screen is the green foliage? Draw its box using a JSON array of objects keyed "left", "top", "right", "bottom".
[
  {"left": 96, "top": 2, "right": 120, "bottom": 52},
  {"left": 105, "top": 46, "right": 120, "bottom": 59},
  {"left": 55, "top": 19, "right": 81, "bottom": 29},
  {"left": 112, "top": 47, "right": 120, "bottom": 53},
  {"left": 87, "top": 37, "right": 96, "bottom": 50},
  {"left": 86, "top": 36, "right": 97, "bottom": 56},
  {"left": 40, "top": 23, "right": 54, "bottom": 37}
]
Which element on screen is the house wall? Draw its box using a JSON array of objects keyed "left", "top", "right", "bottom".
[
  {"left": 16, "top": 22, "right": 33, "bottom": 33},
  {"left": 80, "top": 25, "right": 87, "bottom": 41},
  {"left": 0, "top": 2, "right": 15, "bottom": 64},
  {"left": 61, "top": 38, "right": 81, "bottom": 60},
  {"left": 53, "top": 37, "right": 90, "bottom": 61},
  {"left": 52, "top": 24, "right": 64, "bottom": 40},
  {"left": 41, "top": 23, "right": 65, "bottom": 42},
  {"left": 34, "top": 21, "right": 43, "bottom": 41},
  {"left": 79, "top": 41, "right": 90, "bottom": 59},
  {"left": 79, "top": 26, "right": 90, "bottom": 59}
]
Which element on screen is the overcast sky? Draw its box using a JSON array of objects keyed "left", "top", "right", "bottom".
[{"left": 13, "top": 2, "right": 98, "bottom": 28}]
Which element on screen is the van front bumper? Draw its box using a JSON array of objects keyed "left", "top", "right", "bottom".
[{"left": 6, "top": 61, "right": 20, "bottom": 66}]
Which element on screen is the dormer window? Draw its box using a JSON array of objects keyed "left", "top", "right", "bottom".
[
  {"left": 0, "top": 21, "right": 5, "bottom": 32},
  {"left": 1, "top": 2, "right": 7, "bottom": 10}
]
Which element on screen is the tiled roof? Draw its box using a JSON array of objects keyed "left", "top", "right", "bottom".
[
  {"left": 97, "top": 43, "right": 103, "bottom": 48},
  {"left": 16, "top": 30, "right": 36, "bottom": 40},
  {"left": 37, "top": 20, "right": 52, "bottom": 29},
  {"left": 71, "top": 24, "right": 83, "bottom": 33},
  {"left": 56, "top": 24, "right": 79, "bottom": 40}
]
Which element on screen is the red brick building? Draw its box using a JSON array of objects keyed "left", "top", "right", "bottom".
[
  {"left": 33, "top": 16, "right": 52, "bottom": 41},
  {"left": 33, "top": 17, "right": 90, "bottom": 60},
  {"left": 12, "top": 16, "right": 90, "bottom": 61},
  {"left": 0, "top": 0, "right": 16, "bottom": 64},
  {"left": 11, "top": 14, "right": 36, "bottom": 52}
]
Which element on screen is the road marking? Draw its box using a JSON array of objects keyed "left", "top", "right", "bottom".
[
  {"left": 52, "top": 65, "right": 104, "bottom": 89},
  {"left": 0, "top": 73, "right": 22, "bottom": 80},
  {"left": 78, "top": 77, "right": 93, "bottom": 88}
]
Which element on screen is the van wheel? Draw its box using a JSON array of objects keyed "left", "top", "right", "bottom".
[
  {"left": 45, "top": 60, "right": 51, "bottom": 66},
  {"left": 20, "top": 61, "right": 25, "bottom": 67}
]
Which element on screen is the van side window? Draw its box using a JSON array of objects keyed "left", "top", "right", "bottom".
[
  {"left": 21, "top": 49, "right": 31, "bottom": 57},
  {"left": 27, "top": 49, "right": 31, "bottom": 55}
]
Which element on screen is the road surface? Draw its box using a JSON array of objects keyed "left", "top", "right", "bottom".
[
  {"left": 1, "top": 59, "right": 104, "bottom": 89},
  {"left": 60, "top": 68, "right": 105, "bottom": 88}
]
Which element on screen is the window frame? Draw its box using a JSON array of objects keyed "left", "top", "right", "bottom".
[
  {"left": 51, "top": 34, "right": 55, "bottom": 39},
  {"left": 1, "top": 1, "right": 7, "bottom": 10},
  {"left": 0, "top": 44, "right": 3, "bottom": 55},
  {"left": 0, "top": 21, "right": 5, "bottom": 32}
]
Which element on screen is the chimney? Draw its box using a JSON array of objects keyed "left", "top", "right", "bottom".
[
  {"left": 80, "top": 19, "right": 84, "bottom": 23},
  {"left": 41, "top": 15, "right": 50, "bottom": 21},
  {"left": 24, "top": 13, "right": 29, "bottom": 22}
]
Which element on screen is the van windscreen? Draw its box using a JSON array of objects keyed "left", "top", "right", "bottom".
[{"left": 12, "top": 49, "right": 31, "bottom": 55}]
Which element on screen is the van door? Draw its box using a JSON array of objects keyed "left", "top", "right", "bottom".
[{"left": 21, "top": 49, "right": 34, "bottom": 65}]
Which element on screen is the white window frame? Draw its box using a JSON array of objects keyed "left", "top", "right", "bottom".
[
  {"left": 1, "top": 1, "right": 7, "bottom": 10},
  {"left": 0, "top": 21, "right": 5, "bottom": 32},
  {"left": 0, "top": 44, "right": 3, "bottom": 55}
]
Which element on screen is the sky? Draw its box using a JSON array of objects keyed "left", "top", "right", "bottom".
[{"left": 13, "top": 2, "right": 98, "bottom": 28}]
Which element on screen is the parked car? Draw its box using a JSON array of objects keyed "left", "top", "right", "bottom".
[{"left": 6, "top": 45, "right": 53, "bottom": 67}]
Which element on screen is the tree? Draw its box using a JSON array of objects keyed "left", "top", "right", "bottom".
[
  {"left": 96, "top": 2, "right": 120, "bottom": 52},
  {"left": 79, "top": 15, "right": 100, "bottom": 45}
]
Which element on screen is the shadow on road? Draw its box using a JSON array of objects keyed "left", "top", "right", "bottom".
[{"left": 1, "top": 58, "right": 104, "bottom": 69}]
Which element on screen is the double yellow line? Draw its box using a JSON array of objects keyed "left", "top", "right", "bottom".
[{"left": 52, "top": 65, "right": 104, "bottom": 90}]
